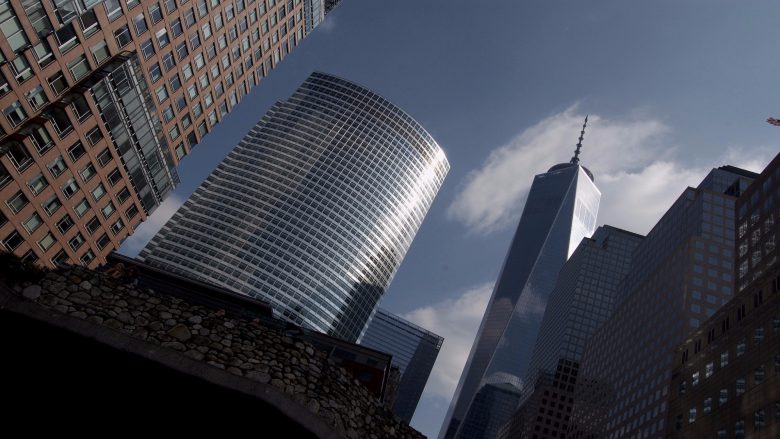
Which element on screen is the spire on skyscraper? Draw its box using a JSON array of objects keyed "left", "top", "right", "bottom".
[{"left": 571, "top": 115, "right": 588, "bottom": 165}]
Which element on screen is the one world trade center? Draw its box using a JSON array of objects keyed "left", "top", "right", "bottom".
[{"left": 441, "top": 118, "right": 601, "bottom": 439}]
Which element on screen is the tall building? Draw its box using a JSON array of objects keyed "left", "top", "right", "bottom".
[
  {"left": 499, "top": 225, "right": 643, "bottom": 439},
  {"left": 140, "top": 72, "right": 449, "bottom": 342},
  {"left": 1, "top": 0, "right": 332, "bottom": 268},
  {"left": 442, "top": 119, "right": 601, "bottom": 439},
  {"left": 360, "top": 308, "right": 444, "bottom": 423},
  {"left": 571, "top": 166, "right": 756, "bottom": 439},
  {"left": 666, "top": 153, "right": 780, "bottom": 439}
]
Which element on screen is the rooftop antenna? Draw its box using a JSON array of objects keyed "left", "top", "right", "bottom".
[{"left": 571, "top": 115, "right": 588, "bottom": 165}]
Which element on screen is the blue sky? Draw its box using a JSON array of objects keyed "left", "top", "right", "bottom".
[{"left": 120, "top": 1, "right": 780, "bottom": 436}]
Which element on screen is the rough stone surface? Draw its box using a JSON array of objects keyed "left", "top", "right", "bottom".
[{"left": 11, "top": 265, "right": 423, "bottom": 439}]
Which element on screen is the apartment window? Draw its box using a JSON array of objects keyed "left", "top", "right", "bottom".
[
  {"left": 110, "top": 218, "right": 124, "bottom": 235},
  {"left": 156, "top": 28, "right": 170, "bottom": 48},
  {"left": 114, "top": 25, "right": 132, "bottom": 47},
  {"left": 50, "top": 107, "right": 73, "bottom": 137},
  {"left": 156, "top": 85, "right": 169, "bottom": 103},
  {"left": 0, "top": 163, "right": 11, "bottom": 190},
  {"left": 189, "top": 30, "right": 201, "bottom": 49},
  {"left": 86, "top": 126, "right": 103, "bottom": 146},
  {"left": 102, "top": 201, "right": 116, "bottom": 219},
  {"left": 165, "top": 0, "right": 177, "bottom": 13},
  {"left": 26, "top": 85, "right": 48, "bottom": 110},
  {"left": 125, "top": 204, "right": 139, "bottom": 219},
  {"left": 736, "top": 377, "right": 746, "bottom": 396},
  {"left": 23, "top": 212, "right": 42, "bottom": 233},
  {"left": 4, "top": 101, "right": 27, "bottom": 127},
  {"left": 3, "top": 230, "right": 23, "bottom": 251},
  {"left": 107, "top": 168, "right": 122, "bottom": 186},
  {"left": 54, "top": 23, "right": 78, "bottom": 53},
  {"left": 48, "top": 71, "right": 69, "bottom": 95},
  {"left": 38, "top": 232, "right": 55, "bottom": 251},
  {"left": 71, "top": 94, "right": 92, "bottom": 121},
  {"left": 61, "top": 178, "right": 79, "bottom": 198},
  {"left": 755, "top": 409, "right": 765, "bottom": 431},
  {"left": 202, "top": 22, "right": 212, "bottom": 39},
  {"left": 736, "top": 339, "right": 745, "bottom": 357},
  {"left": 705, "top": 362, "right": 714, "bottom": 378},
  {"left": 140, "top": 39, "right": 155, "bottom": 59},
  {"left": 171, "top": 17, "right": 183, "bottom": 37},
  {"left": 97, "top": 149, "right": 112, "bottom": 167},
  {"left": 0, "top": 8, "right": 29, "bottom": 52},
  {"left": 184, "top": 8, "right": 196, "bottom": 27},
  {"left": 74, "top": 198, "right": 89, "bottom": 217},
  {"left": 162, "top": 52, "right": 176, "bottom": 71},
  {"left": 176, "top": 41, "right": 189, "bottom": 60},
  {"left": 197, "top": 120, "right": 207, "bottom": 136},
  {"left": 149, "top": 63, "right": 162, "bottom": 82},
  {"left": 85, "top": 216, "right": 101, "bottom": 234},
  {"left": 91, "top": 40, "right": 111, "bottom": 64},
  {"left": 56, "top": 215, "right": 74, "bottom": 234},
  {"left": 67, "top": 141, "right": 86, "bottom": 162},
  {"left": 197, "top": 0, "right": 207, "bottom": 16},
  {"left": 195, "top": 53, "right": 205, "bottom": 69},
  {"left": 720, "top": 351, "right": 729, "bottom": 368},
  {"left": 69, "top": 233, "right": 85, "bottom": 251},
  {"left": 0, "top": 70, "right": 10, "bottom": 95},
  {"left": 226, "top": 4, "right": 234, "bottom": 20},
  {"left": 688, "top": 407, "right": 696, "bottom": 424},
  {"left": 162, "top": 105, "right": 174, "bottom": 122},
  {"left": 91, "top": 183, "right": 106, "bottom": 201},
  {"left": 80, "top": 249, "right": 95, "bottom": 265},
  {"left": 204, "top": 91, "right": 214, "bottom": 107},
  {"left": 175, "top": 94, "right": 186, "bottom": 111},
  {"left": 187, "top": 84, "right": 198, "bottom": 100},
  {"left": 182, "top": 62, "right": 193, "bottom": 79},
  {"left": 78, "top": 10, "right": 100, "bottom": 37},
  {"left": 206, "top": 42, "right": 217, "bottom": 60},
  {"left": 7, "top": 142, "right": 32, "bottom": 171},
  {"left": 703, "top": 397, "right": 712, "bottom": 415},
  {"left": 719, "top": 388, "right": 728, "bottom": 406},
  {"left": 29, "top": 125, "right": 53, "bottom": 154},
  {"left": 116, "top": 187, "right": 131, "bottom": 203},
  {"left": 149, "top": 3, "right": 163, "bottom": 22},
  {"left": 181, "top": 113, "right": 192, "bottom": 129},
  {"left": 214, "top": 12, "right": 224, "bottom": 29},
  {"left": 191, "top": 102, "right": 202, "bottom": 117},
  {"left": 210, "top": 63, "right": 220, "bottom": 79},
  {"left": 28, "top": 173, "right": 48, "bottom": 195},
  {"left": 7, "top": 190, "right": 28, "bottom": 214},
  {"left": 104, "top": 0, "right": 123, "bottom": 21},
  {"left": 175, "top": 142, "right": 185, "bottom": 159},
  {"left": 170, "top": 74, "right": 182, "bottom": 92},
  {"left": 755, "top": 366, "right": 765, "bottom": 384},
  {"left": 96, "top": 233, "right": 110, "bottom": 250},
  {"left": 133, "top": 13, "right": 148, "bottom": 34},
  {"left": 754, "top": 327, "right": 764, "bottom": 345},
  {"left": 43, "top": 195, "right": 62, "bottom": 216}
]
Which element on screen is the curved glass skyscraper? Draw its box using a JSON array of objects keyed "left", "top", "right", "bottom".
[{"left": 140, "top": 72, "right": 449, "bottom": 341}]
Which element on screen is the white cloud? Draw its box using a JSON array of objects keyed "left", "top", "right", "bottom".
[
  {"left": 448, "top": 107, "right": 774, "bottom": 235},
  {"left": 118, "top": 194, "right": 184, "bottom": 257},
  {"left": 402, "top": 282, "right": 493, "bottom": 400}
]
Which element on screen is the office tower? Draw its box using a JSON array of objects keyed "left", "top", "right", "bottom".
[
  {"left": 442, "top": 119, "right": 601, "bottom": 439},
  {"left": 360, "top": 308, "right": 444, "bottom": 423},
  {"left": 499, "top": 225, "right": 643, "bottom": 439},
  {"left": 140, "top": 72, "right": 449, "bottom": 342},
  {"left": 571, "top": 166, "right": 756, "bottom": 439},
  {"left": 666, "top": 153, "right": 780, "bottom": 439},
  {"left": 0, "top": 0, "right": 331, "bottom": 268}
]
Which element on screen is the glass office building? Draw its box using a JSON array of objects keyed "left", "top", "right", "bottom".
[
  {"left": 360, "top": 308, "right": 444, "bottom": 423},
  {"left": 442, "top": 132, "right": 601, "bottom": 439},
  {"left": 499, "top": 225, "right": 643, "bottom": 439},
  {"left": 572, "top": 167, "right": 756, "bottom": 439},
  {"left": 140, "top": 72, "right": 449, "bottom": 342}
]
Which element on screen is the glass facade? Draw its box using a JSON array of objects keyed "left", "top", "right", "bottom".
[
  {"left": 360, "top": 308, "right": 444, "bottom": 423},
  {"left": 442, "top": 159, "right": 601, "bottom": 439},
  {"left": 572, "top": 167, "right": 755, "bottom": 439},
  {"left": 140, "top": 72, "right": 449, "bottom": 342},
  {"left": 500, "top": 225, "right": 643, "bottom": 438}
]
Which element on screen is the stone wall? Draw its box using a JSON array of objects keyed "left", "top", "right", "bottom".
[{"left": 7, "top": 264, "right": 425, "bottom": 439}]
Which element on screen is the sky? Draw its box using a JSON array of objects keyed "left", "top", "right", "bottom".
[{"left": 120, "top": 1, "right": 780, "bottom": 437}]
